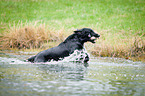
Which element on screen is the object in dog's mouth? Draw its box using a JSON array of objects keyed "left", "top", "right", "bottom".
[
  {"left": 92, "top": 36, "right": 99, "bottom": 40},
  {"left": 90, "top": 35, "right": 100, "bottom": 43},
  {"left": 91, "top": 36, "right": 96, "bottom": 40},
  {"left": 90, "top": 37, "right": 96, "bottom": 43}
]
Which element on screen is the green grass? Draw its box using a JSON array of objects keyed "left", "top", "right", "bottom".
[
  {"left": 0, "top": 0, "right": 144, "bottom": 31},
  {"left": 0, "top": 0, "right": 145, "bottom": 61}
]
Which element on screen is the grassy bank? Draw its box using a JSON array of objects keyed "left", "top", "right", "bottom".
[{"left": 0, "top": 0, "right": 145, "bottom": 61}]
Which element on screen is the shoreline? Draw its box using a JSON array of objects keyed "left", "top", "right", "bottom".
[{"left": 0, "top": 22, "right": 144, "bottom": 62}]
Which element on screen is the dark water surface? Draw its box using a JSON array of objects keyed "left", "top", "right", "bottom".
[{"left": 0, "top": 51, "right": 145, "bottom": 96}]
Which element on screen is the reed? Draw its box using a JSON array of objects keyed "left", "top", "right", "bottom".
[
  {"left": 0, "top": 21, "right": 67, "bottom": 49},
  {"left": 90, "top": 31, "right": 145, "bottom": 61},
  {"left": 0, "top": 21, "right": 145, "bottom": 61},
  {"left": 0, "top": 22, "right": 144, "bottom": 61}
]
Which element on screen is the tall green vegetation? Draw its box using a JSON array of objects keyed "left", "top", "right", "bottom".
[{"left": 0, "top": 0, "right": 144, "bottom": 61}]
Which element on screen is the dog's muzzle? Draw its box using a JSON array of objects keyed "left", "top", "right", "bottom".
[{"left": 90, "top": 34, "right": 100, "bottom": 43}]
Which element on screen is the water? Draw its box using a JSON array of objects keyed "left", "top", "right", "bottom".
[{"left": 0, "top": 50, "right": 145, "bottom": 96}]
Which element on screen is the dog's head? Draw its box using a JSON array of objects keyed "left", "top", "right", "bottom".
[{"left": 74, "top": 28, "right": 100, "bottom": 43}]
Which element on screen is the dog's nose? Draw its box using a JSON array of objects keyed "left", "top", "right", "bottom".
[{"left": 95, "top": 34, "right": 100, "bottom": 37}]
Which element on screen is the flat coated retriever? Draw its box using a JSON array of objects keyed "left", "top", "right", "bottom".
[{"left": 27, "top": 28, "right": 100, "bottom": 63}]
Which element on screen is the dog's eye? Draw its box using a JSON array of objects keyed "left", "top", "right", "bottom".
[{"left": 88, "top": 34, "right": 91, "bottom": 37}]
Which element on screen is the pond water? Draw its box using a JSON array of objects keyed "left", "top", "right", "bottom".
[{"left": 0, "top": 50, "right": 145, "bottom": 96}]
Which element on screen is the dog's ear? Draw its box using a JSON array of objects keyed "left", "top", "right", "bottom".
[{"left": 74, "top": 29, "right": 83, "bottom": 34}]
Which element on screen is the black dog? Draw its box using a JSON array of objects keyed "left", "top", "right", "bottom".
[{"left": 27, "top": 28, "right": 100, "bottom": 63}]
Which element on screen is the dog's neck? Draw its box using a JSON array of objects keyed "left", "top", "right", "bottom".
[
  {"left": 63, "top": 34, "right": 85, "bottom": 45},
  {"left": 61, "top": 34, "right": 85, "bottom": 50}
]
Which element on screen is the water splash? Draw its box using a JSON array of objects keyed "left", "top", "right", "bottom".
[
  {"left": 62, "top": 49, "right": 89, "bottom": 63},
  {"left": 0, "top": 49, "right": 89, "bottom": 64}
]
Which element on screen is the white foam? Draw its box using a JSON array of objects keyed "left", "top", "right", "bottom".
[{"left": 62, "top": 49, "right": 89, "bottom": 63}]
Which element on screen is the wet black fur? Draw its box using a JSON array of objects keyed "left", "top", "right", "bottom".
[{"left": 27, "top": 28, "right": 100, "bottom": 63}]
